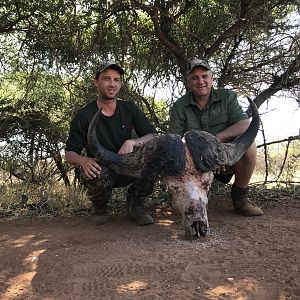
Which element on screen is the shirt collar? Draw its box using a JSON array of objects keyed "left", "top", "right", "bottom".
[{"left": 185, "top": 88, "right": 220, "bottom": 107}]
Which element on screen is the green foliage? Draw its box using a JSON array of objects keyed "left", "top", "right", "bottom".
[
  {"left": 0, "top": 71, "right": 72, "bottom": 183},
  {"left": 0, "top": 71, "right": 69, "bottom": 142},
  {"left": 1, "top": 0, "right": 299, "bottom": 97},
  {"left": 180, "top": 1, "right": 239, "bottom": 47}
]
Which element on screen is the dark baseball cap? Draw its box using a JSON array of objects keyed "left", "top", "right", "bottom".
[
  {"left": 187, "top": 58, "right": 211, "bottom": 74},
  {"left": 96, "top": 60, "right": 125, "bottom": 77}
]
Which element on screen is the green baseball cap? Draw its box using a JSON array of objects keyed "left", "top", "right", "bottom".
[
  {"left": 187, "top": 58, "right": 211, "bottom": 74},
  {"left": 96, "top": 60, "right": 124, "bottom": 77}
]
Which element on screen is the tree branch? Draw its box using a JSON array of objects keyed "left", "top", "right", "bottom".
[
  {"left": 257, "top": 135, "right": 300, "bottom": 148},
  {"left": 247, "top": 53, "right": 300, "bottom": 110}
]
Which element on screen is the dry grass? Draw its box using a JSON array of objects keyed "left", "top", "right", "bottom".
[
  {"left": 0, "top": 182, "right": 90, "bottom": 219},
  {"left": 0, "top": 177, "right": 299, "bottom": 220}
]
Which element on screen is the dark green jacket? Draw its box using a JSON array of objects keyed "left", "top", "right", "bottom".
[{"left": 168, "top": 88, "right": 248, "bottom": 137}]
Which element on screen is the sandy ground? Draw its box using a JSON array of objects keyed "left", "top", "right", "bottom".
[{"left": 0, "top": 194, "right": 299, "bottom": 300}]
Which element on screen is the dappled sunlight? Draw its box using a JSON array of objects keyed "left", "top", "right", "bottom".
[
  {"left": 116, "top": 280, "right": 148, "bottom": 294},
  {"left": 31, "top": 239, "right": 48, "bottom": 247},
  {"left": 11, "top": 234, "right": 36, "bottom": 248},
  {"left": 24, "top": 249, "right": 46, "bottom": 267},
  {"left": 157, "top": 219, "right": 175, "bottom": 226},
  {"left": 203, "top": 278, "right": 257, "bottom": 299},
  {"left": 1, "top": 271, "right": 36, "bottom": 299},
  {"left": 156, "top": 217, "right": 180, "bottom": 240},
  {"left": 0, "top": 249, "right": 45, "bottom": 299}
]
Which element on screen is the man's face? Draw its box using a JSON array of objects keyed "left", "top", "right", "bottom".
[
  {"left": 187, "top": 67, "right": 213, "bottom": 99},
  {"left": 94, "top": 68, "right": 122, "bottom": 100}
]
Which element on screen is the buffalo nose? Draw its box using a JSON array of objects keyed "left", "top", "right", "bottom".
[{"left": 191, "top": 221, "right": 208, "bottom": 238}]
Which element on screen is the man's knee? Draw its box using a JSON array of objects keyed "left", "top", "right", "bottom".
[
  {"left": 244, "top": 142, "right": 257, "bottom": 161},
  {"left": 233, "top": 142, "right": 257, "bottom": 170}
]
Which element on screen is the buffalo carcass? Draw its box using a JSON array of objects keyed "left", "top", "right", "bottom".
[{"left": 87, "top": 98, "right": 260, "bottom": 238}]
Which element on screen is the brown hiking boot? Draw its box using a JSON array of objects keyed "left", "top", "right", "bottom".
[
  {"left": 127, "top": 196, "right": 153, "bottom": 226},
  {"left": 231, "top": 186, "right": 263, "bottom": 217}
]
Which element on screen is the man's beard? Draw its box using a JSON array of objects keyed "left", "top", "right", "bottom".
[{"left": 98, "top": 94, "right": 116, "bottom": 101}]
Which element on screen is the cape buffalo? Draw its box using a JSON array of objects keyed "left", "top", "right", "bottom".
[{"left": 87, "top": 98, "right": 259, "bottom": 238}]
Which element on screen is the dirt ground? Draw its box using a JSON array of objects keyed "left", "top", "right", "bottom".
[{"left": 0, "top": 194, "right": 299, "bottom": 300}]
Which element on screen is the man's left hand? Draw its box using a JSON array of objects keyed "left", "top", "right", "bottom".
[{"left": 118, "top": 140, "right": 135, "bottom": 154}]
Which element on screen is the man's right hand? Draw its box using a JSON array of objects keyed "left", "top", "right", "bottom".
[{"left": 80, "top": 157, "right": 101, "bottom": 180}]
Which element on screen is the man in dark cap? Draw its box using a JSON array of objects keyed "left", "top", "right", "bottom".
[
  {"left": 65, "top": 60, "right": 157, "bottom": 226},
  {"left": 168, "top": 58, "right": 263, "bottom": 217}
]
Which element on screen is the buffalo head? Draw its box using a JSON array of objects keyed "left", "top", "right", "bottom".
[{"left": 87, "top": 98, "right": 260, "bottom": 239}]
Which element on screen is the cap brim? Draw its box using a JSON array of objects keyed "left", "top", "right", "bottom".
[
  {"left": 109, "top": 65, "right": 125, "bottom": 75},
  {"left": 188, "top": 64, "right": 210, "bottom": 73}
]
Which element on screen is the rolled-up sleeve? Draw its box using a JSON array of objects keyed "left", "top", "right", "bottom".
[{"left": 227, "top": 91, "right": 249, "bottom": 125}]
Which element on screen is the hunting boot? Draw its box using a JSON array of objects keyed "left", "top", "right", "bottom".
[
  {"left": 126, "top": 195, "right": 153, "bottom": 226},
  {"left": 231, "top": 185, "right": 263, "bottom": 216},
  {"left": 92, "top": 200, "right": 109, "bottom": 226}
]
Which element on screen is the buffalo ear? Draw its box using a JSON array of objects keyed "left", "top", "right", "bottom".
[
  {"left": 145, "top": 134, "right": 186, "bottom": 177},
  {"left": 184, "top": 131, "right": 228, "bottom": 172}
]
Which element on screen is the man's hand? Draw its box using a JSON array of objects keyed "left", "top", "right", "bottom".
[
  {"left": 118, "top": 133, "right": 157, "bottom": 154},
  {"left": 80, "top": 157, "right": 101, "bottom": 179},
  {"left": 118, "top": 139, "right": 135, "bottom": 154}
]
